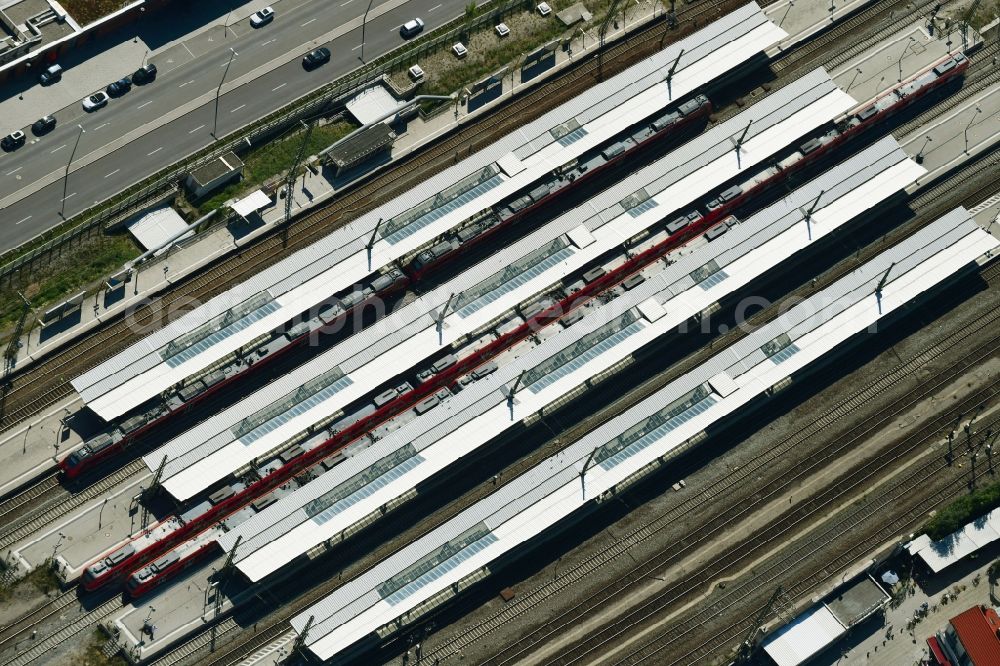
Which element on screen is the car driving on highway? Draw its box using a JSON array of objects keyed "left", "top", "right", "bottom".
[
  {"left": 303, "top": 47, "right": 331, "bottom": 70},
  {"left": 82, "top": 91, "right": 110, "bottom": 112},
  {"left": 250, "top": 6, "right": 275, "bottom": 27},
  {"left": 400, "top": 17, "right": 424, "bottom": 38}
]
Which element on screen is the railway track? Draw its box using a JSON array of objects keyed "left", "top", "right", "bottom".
[
  {"left": 422, "top": 256, "right": 1000, "bottom": 665},
  {"left": 894, "top": 42, "right": 1000, "bottom": 139},
  {"left": 0, "top": 589, "right": 78, "bottom": 655},
  {"left": 0, "top": 596, "right": 121, "bottom": 666},
  {"left": 614, "top": 414, "right": 1000, "bottom": 666},
  {"left": 773, "top": 0, "right": 939, "bottom": 76},
  {"left": 0, "top": 460, "right": 146, "bottom": 552}
]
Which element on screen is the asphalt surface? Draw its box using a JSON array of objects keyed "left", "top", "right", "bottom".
[{"left": 0, "top": 0, "right": 464, "bottom": 252}]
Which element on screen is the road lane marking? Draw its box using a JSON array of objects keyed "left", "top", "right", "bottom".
[
  {"left": 429, "top": 3, "right": 441, "bottom": 10},
  {"left": 15, "top": 215, "right": 30, "bottom": 225},
  {"left": 5, "top": 167, "right": 22, "bottom": 175},
  {"left": 179, "top": 80, "right": 194, "bottom": 87},
  {"left": 138, "top": 100, "right": 153, "bottom": 109},
  {"left": 94, "top": 123, "right": 108, "bottom": 131},
  {"left": 341, "top": 0, "right": 354, "bottom": 5},
  {"left": 261, "top": 38, "right": 276, "bottom": 46},
  {"left": 50, "top": 144, "right": 66, "bottom": 154},
  {"left": 62, "top": 192, "right": 77, "bottom": 201},
  {"left": 105, "top": 169, "right": 120, "bottom": 178},
  {"left": 352, "top": 44, "right": 362, "bottom": 51},
  {"left": 189, "top": 124, "right": 205, "bottom": 134},
  {"left": 231, "top": 104, "right": 246, "bottom": 113},
  {"left": 273, "top": 83, "right": 287, "bottom": 91},
  {"left": 148, "top": 147, "right": 162, "bottom": 156},
  {"left": 302, "top": 18, "right": 317, "bottom": 26}
]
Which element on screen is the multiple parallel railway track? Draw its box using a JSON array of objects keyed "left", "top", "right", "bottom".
[{"left": 1, "top": 2, "right": 999, "bottom": 665}]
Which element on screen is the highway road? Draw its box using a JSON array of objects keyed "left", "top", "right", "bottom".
[{"left": 0, "top": 0, "right": 465, "bottom": 253}]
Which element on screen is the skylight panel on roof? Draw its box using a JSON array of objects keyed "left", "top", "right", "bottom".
[
  {"left": 455, "top": 238, "right": 574, "bottom": 317},
  {"left": 377, "top": 523, "right": 497, "bottom": 605},
  {"left": 524, "top": 311, "right": 645, "bottom": 393},
  {"left": 596, "top": 383, "right": 717, "bottom": 470},
  {"left": 381, "top": 165, "right": 504, "bottom": 244},
  {"left": 161, "top": 291, "right": 277, "bottom": 368},
  {"left": 233, "top": 366, "right": 354, "bottom": 445}
]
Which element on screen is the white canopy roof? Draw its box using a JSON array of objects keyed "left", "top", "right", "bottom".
[{"left": 232, "top": 189, "right": 271, "bottom": 217}]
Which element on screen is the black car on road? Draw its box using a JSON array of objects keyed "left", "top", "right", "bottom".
[
  {"left": 106, "top": 77, "right": 132, "bottom": 97},
  {"left": 303, "top": 47, "right": 331, "bottom": 69},
  {"left": 133, "top": 63, "right": 157, "bottom": 84},
  {"left": 1, "top": 131, "right": 26, "bottom": 151},
  {"left": 31, "top": 116, "right": 56, "bottom": 136}
]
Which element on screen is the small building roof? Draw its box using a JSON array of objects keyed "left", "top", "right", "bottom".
[
  {"left": 345, "top": 85, "right": 398, "bottom": 125},
  {"left": 232, "top": 189, "right": 271, "bottom": 217},
  {"left": 188, "top": 151, "right": 244, "bottom": 186},
  {"left": 328, "top": 124, "right": 396, "bottom": 170},
  {"left": 127, "top": 207, "right": 190, "bottom": 252},
  {"left": 763, "top": 605, "right": 846, "bottom": 666},
  {"left": 950, "top": 606, "right": 1000, "bottom": 666},
  {"left": 825, "top": 576, "right": 889, "bottom": 628}
]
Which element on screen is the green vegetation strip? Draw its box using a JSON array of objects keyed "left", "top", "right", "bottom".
[
  {"left": 194, "top": 120, "right": 356, "bottom": 214},
  {"left": 924, "top": 479, "right": 1000, "bottom": 540}
]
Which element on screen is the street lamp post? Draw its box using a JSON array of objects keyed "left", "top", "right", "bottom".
[
  {"left": 60, "top": 125, "right": 84, "bottom": 218},
  {"left": 360, "top": 0, "right": 375, "bottom": 63},
  {"left": 915, "top": 135, "right": 931, "bottom": 164},
  {"left": 212, "top": 48, "right": 238, "bottom": 139},
  {"left": 964, "top": 106, "right": 982, "bottom": 154},
  {"left": 898, "top": 36, "right": 915, "bottom": 82},
  {"left": 846, "top": 67, "right": 862, "bottom": 92}
]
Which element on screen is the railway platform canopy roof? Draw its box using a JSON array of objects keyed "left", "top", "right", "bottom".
[
  {"left": 217, "top": 137, "right": 926, "bottom": 583},
  {"left": 147, "top": 68, "right": 858, "bottom": 504},
  {"left": 71, "top": 3, "right": 786, "bottom": 423},
  {"left": 289, "top": 211, "right": 999, "bottom": 662},
  {"left": 907, "top": 506, "right": 1000, "bottom": 573}
]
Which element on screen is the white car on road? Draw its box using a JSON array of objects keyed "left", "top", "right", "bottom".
[
  {"left": 250, "top": 6, "right": 275, "bottom": 27},
  {"left": 82, "top": 91, "right": 110, "bottom": 112}
]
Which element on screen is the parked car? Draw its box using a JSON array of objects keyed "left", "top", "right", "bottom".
[
  {"left": 106, "top": 77, "right": 132, "bottom": 97},
  {"left": 39, "top": 63, "right": 63, "bottom": 85},
  {"left": 250, "top": 6, "right": 275, "bottom": 27},
  {"left": 302, "top": 47, "right": 331, "bottom": 69},
  {"left": 132, "top": 63, "right": 157, "bottom": 84},
  {"left": 452, "top": 42, "right": 468, "bottom": 58},
  {"left": 82, "top": 91, "right": 110, "bottom": 112},
  {"left": 495, "top": 22, "right": 510, "bottom": 37},
  {"left": 1, "top": 130, "right": 26, "bottom": 151},
  {"left": 537, "top": 2, "right": 552, "bottom": 15},
  {"left": 400, "top": 17, "right": 424, "bottom": 38},
  {"left": 31, "top": 115, "right": 56, "bottom": 135}
]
